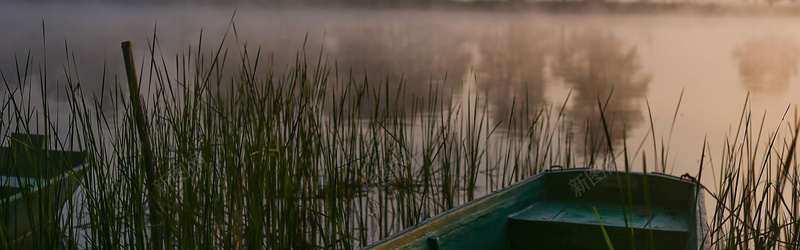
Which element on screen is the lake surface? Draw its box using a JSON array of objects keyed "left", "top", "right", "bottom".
[{"left": 3, "top": 2, "right": 800, "bottom": 188}]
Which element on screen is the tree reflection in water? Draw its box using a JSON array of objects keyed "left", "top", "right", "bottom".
[
  {"left": 328, "top": 22, "right": 472, "bottom": 119},
  {"left": 476, "top": 24, "right": 551, "bottom": 133},
  {"left": 554, "top": 30, "right": 651, "bottom": 158},
  {"left": 733, "top": 33, "right": 800, "bottom": 94}
]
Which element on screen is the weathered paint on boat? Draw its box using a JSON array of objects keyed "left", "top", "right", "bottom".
[
  {"left": 0, "top": 134, "right": 88, "bottom": 243},
  {"left": 365, "top": 168, "right": 708, "bottom": 250}
]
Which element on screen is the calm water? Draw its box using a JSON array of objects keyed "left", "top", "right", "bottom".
[{"left": 3, "top": 2, "right": 800, "bottom": 187}]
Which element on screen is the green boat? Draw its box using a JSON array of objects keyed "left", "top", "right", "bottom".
[
  {"left": 0, "top": 133, "right": 88, "bottom": 243},
  {"left": 366, "top": 168, "right": 707, "bottom": 250}
]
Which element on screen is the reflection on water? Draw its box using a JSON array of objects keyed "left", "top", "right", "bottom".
[
  {"left": 4, "top": 3, "right": 800, "bottom": 176},
  {"left": 328, "top": 21, "right": 472, "bottom": 118},
  {"left": 0, "top": 4, "right": 654, "bottom": 158},
  {"left": 476, "top": 23, "right": 550, "bottom": 131},
  {"left": 733, "top": 33, "right": 800, "bottom": 94},
  {"left": 554, "top": 30, "right": 651, "bottom": 154}
]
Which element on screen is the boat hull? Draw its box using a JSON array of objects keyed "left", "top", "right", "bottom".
[{"left": 366, "top": 168, "right": 707, "bottom": 250}]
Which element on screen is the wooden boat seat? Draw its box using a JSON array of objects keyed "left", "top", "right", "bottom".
[{"left": 507, "top": 199, "right": 691, "bottom": 249}]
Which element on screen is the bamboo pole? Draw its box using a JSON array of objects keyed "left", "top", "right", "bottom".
[{"left": 121, "top": 41, "right": 163, "bottom": 250}]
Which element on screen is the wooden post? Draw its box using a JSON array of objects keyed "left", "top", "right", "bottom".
[{"left": 121, "top": 41, "right": 163, "bottom": 250}]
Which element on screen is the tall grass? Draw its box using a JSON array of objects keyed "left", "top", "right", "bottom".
[
  {"left": 1, "top": 30, "right": 799, "bottom": 249},
  {"left": 704, "top": 98, "right": 800, "bottom": 249}
]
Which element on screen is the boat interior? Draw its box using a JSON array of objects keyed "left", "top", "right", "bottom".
[{"left": 505, "top": 170, "right": 702, "bottom": 249}]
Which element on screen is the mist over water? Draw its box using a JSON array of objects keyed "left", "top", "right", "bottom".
[{"left": 3, "top": 1, "right": 800, "bottom": 183}]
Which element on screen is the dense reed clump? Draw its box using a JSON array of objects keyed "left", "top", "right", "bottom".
[
  {"left": 1, "top": 30, "right": 800, "bottom": 249},
  {"left": 703, "top": 99, "right": 800, "bottom": 249}
]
